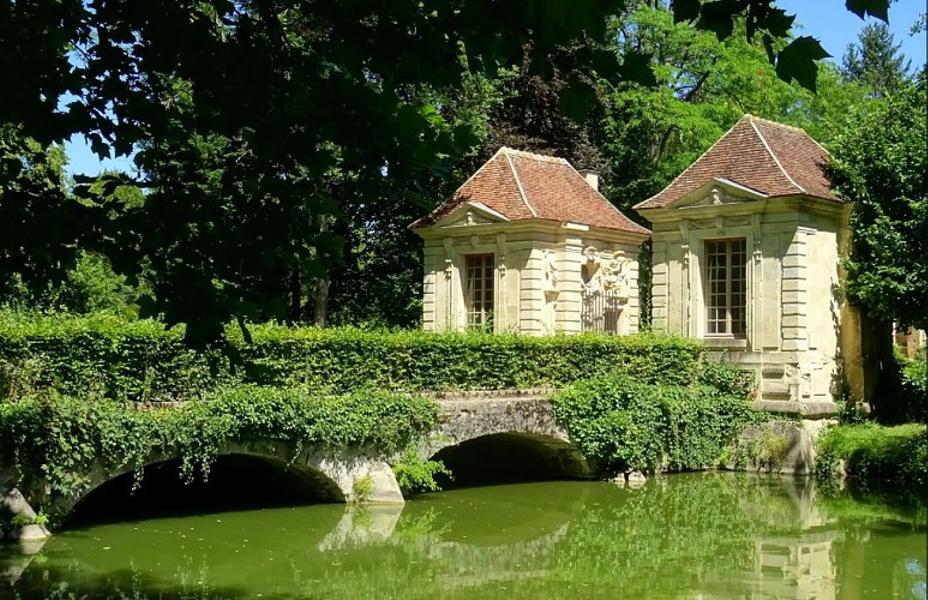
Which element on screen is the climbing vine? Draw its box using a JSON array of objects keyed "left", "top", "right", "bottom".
[
  {"left": 0, "top": 387, "right": 437, "bottom": 508},
  {"left": 552, "top": 364, "right": 758, "bottom": 474}
]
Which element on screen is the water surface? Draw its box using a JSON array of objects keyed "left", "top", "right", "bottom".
[{"left": 2, "top": 473, "right": 925, "bottom": 599}]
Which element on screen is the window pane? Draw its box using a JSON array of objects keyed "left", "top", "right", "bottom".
[
  {"left": 705, "top": 238, "right": 746, "bottom": 337},
  {"left": 465, "top": 254, "right": 494, "bottom": 328}
]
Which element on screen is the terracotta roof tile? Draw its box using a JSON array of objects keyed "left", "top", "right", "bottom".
[
  {"left": 412, "top": 148, "right": 649, "bottom": 235},
  {"left": 634, "top": 115, "right": 838, "bottom": 210}
]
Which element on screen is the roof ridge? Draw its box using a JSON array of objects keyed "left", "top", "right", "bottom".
[
  {"left": 561, "top": 158, "right": 648, "bottom": 233},
  {"left": 634, "top": 117, "right": 747, "bottom": 209},
  {"left": 746, "top": 114, "right": 831, "bottom": 156},
  {"left": 409, "top": 147, "right": 509, "bottom": 229},
  {"left": 505, "top": 150, "right": 539, "bottom": 217},
  {"left": 501, "top": 146, "right": 568, "bottom": 164},
  {"left": 446, "top": 147, "right": 506, "bottom": 203},
  {"left": 745, "top": 114, "right": 809, "bottom": 135},
  {"left": 748, "top": 118, "right": 806, "bottom": 194}
]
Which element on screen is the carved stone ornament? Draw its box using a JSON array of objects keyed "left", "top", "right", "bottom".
[
  {"left": 497, "top": 233, "right": 507, "bottom": 277},
  {"left": 582, "top": 248, "right": 629, "bottom": 302},
  {"left": 600, "top": 252, "right": 630, "bottom": 301},
  {"left": 581, "top": 246, "right": 601, "bottom": 291},
  {"left": 542, "top": 249, "right": 559, "bottom": 293},
  {"left": 751, "top": 213, "right": 763, "bottom": 263},
  {"left": 443, "top": 238, "right": 454, "bottom": 279},
  {"left": 465, "top": 210, "right": 476, "bottom": 225}
]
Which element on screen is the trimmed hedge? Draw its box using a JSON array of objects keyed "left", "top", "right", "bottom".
[
  {"left": 0, "top": 312, "right": 706, "bottom": 402},
  {"left": 815, "top": 423, "right": 928, "bottom": 489}
]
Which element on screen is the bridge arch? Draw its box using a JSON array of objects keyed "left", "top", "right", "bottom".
[
  {"left": 431, "top": 432, "right": 591, "bottom": 486},
  {"left": 65, "top": 452, "right": 343, "bottom": 525},
  {"left": 429, "top": 396, "right": 592, "bottom": 485},
  {"left": 26, "top": 440, "right": 405, "bottom": 528}
]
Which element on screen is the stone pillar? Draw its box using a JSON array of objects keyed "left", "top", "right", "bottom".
[
  {"left": 679, "top": 220, "right": 693, "bottom": 337},
  {"left": 623, "top": 244, "right": 642, "bottom": 333},
  {"left": 651, "top": 240, "right": 669, "bottom": 333},
  {"left": 421, "top": 244, "right": 438, "bottom": 331},
  {"left": 519, "top": 247, "right": 546, "bottom": 334},
  {"left": 555, "top": 235, "right": 584, "bottom": 333},
  {"left": 782, "top": 228, "right": 811, "bottom": 353}
]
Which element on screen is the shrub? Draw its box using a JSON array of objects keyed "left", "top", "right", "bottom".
[
  {"left": 815, "top": 423, "right": 927, "bottom": 489},
  {"left": 391, "top": 447, "right": 452, "bottom": 496},
  {"left": 898, "top": 349, "right": 927, "bottom": 422},
  {"left": 0, "top": 312, "right": 706, "bottom": 402},
  {"left": 0, "top": 387, "right": 438, "bottom": 507},
  {"left": 552, "top": 369, "right": 756, "bottom": 474}
]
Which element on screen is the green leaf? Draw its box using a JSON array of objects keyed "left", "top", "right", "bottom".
[
  {"left": 671, "top": 0, "right": 701, "bottom": 23},
  {"left": 762, "top": 8, "right": 795, "bottom": 38},
  {"left": 695, "top": 0, "right": 742, "bottom": 41},
  {"left": 618, "top": 50, "right": 657, "bottom": 87},
  {"left": 775, "top": 36, "right": 831, "bottom": 92},
  {"left": 558, "top": 82, "right": 599, "bottom": 122},
  {"left": 845, "top": 0, "right": 890, "bottom": 21}
]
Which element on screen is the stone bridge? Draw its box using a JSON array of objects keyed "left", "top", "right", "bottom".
[
  {"left": 2, "top": 390, "right": 588, "bottom": 542},
  {"left": 427, "top": 389, "right": 590, "bottom": 486}
]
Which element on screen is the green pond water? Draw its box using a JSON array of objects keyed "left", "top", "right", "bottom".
[{"left": 2, "top": 473, "right": 925, "bottom": 599}]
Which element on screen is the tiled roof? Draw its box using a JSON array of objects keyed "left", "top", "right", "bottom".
[
  {"left": 634, "top": 115, "right": 838, "bottom": 210},
  {"left": 412, "top": 147, "right": 649, "bottom": 235}
]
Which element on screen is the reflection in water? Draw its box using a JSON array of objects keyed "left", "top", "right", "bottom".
[
  {"left": 750, "top": 532, "right": 837, "bottom": 599},
  {"left": 1, "top": 473, "right": 925, "bottom": 599}
]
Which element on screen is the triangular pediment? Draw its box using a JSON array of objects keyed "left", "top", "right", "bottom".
[
  {"left": 671, "top": 178, "right": 768, "bottom": 209},
  {"left": 433, "top": 202, "right": 509, "bottom": 228}
]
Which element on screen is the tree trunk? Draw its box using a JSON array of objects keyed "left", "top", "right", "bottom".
[
  {"left": 314, "top": 278, "right": 329, "bottom": 328},
  {"left": 313, "top": 214, "right": 330, "bottom": 328},
  {"left": 288, "top": 270, "right": 302, "bottom": 323}
]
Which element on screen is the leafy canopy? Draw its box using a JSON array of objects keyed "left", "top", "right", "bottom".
[{"left": 827, "top": 74, "right": 928, "bottom": 331}]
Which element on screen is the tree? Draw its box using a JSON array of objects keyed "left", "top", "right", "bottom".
[
  {"left": 842, "top": 22, "right": 911, "bottom": 94},
  {"left": 0, "top": 0, "right": 891, "bottom": 342},
  {"left": 324, "top": 69, "right": 512, "bottom": 328},
  {"left": 0, "top": 139, "right": 144, "bottom": 315},
  {"left": 827, "top": 74, "right": 927, "bottom": 332},
  {"left": 0, "top": 126, "right": 94, "bottom": 303}
]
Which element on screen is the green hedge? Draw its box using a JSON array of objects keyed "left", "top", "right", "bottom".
[
  {"left": 815, "top": 423, "right": 928, "bottom": 489},
  {"left": 0, "top": 386, "right": 437, "bottom": 508},
  {"left": 552, "top": 371, "right": 757, "bottom": 474},
  {"left": 0, "top": 312, "right": 706, "bottom": 402}
]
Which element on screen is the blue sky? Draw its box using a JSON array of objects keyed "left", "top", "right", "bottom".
[
  {"left": 63, "top": 2, "right": 928, "bottom": 177},
  {"left": 779, "top": 0, "right": 926, "bottom": 65}
]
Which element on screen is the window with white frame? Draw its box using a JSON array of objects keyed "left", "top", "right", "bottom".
[
  {"left": 465, "top": 253, "right": 494, "bottom": 329},
  {"left": 705, "top": 238, "right": 746, "bottom": 337}
]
